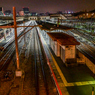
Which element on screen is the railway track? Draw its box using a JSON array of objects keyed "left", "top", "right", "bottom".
[
  {"left": 0, "top": 34, "right": 25, "bottom": 71},
  {"left": 77, "top": 44, "right": 95, "bottom": 64},
  {"left": 82, "top": 42, "right": 95, "bottom": 55},
  {"left": 0, "top": 22, "right": 58, "bottom": 95},
  {"left": 34, "top": 28, "right": 49, "bottom": 95},
  {"left": 0, "top": 21, "right": 32, "bottom": 51},
  {"left": 24, "top": 27, "right": 57, "bottom": 95},
  {"left": 0, "top": 44, "right": 15, "bottom": 70},
  {"left": 0, "top": 22, "right": 33, "bottom": 71},
  {"left": 71, "top": 29, "right": 95, "bottom": 45},
  {"left": 70, "top": 29, "right": 95, "bottom": 63},
  {"left": 77, "top": 43, "right": 95, "bottom": 58}
]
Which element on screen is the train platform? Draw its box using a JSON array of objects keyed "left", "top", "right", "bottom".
[{"left": 38, "top": 27, "right": 95, "bottom": 95}]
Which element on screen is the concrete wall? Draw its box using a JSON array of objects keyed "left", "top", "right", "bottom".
[
  {"left": 28, "top": 16, "right": 37, "bottom": 20},
  {"left": 60, "top": 46, "right": 65, "bottom": 63},
  {"left": 86, "top": 58, "right": 95, "bottom": 74},
  {"left": 49, "top": 37, "right": 77, "bottom": 64},
  {"left": 77, "top": 50, "right": 95, "bottom": 74},
  {"left": 39, "top": 16, "right": 50, "bottom": 20},
  {"left": 77, "top": 50, "right": 85, "bottom": 64},
  {"left": 54, "top": 41, "right": 57, "bottom": 55},
  {"left": 16, "top": 17, "right": 24, "bottom": 21},
  {"left": 57, "top": 43, "right": 61, "bottom": 57},
  {"left": 49, "top": 38, "right": 65, "bottom": 63},
  {"left": 65, "top": 45, "right": 76, "bottom": 59},
  {"left": 50, "top": 38, "right": 54, "bottom": 52}
]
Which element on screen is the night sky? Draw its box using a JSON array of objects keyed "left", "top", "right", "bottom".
[{"left": 0, "top": 0, "right": 95, "bottom": 13}]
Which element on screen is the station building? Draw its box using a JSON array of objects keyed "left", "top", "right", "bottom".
[{"left": 47, "top": 32, "right": 80, "bottom": 66}]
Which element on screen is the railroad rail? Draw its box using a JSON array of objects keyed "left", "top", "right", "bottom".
[
  {"left": 0, "top": 22, "right": 33, "bottom": 71},
  {"left": 0, "top": 21, "right": 32, "bottom": 51},
  {"left": 37, "top": 27, "right": 63, "bottom": 95},
  {"left": 28, "top": 27, "right": 58, "bottom": 95},
  {"left": 34, "top": 28, "right": 49, "bottom": 95},
  {"left": 71, "top": 29, "right": 95, "bottom": 45},
  {"left": 77, "top": 44, "right": 95, "bottom": 64},
  {"left": 0, "top": 44, "right": 15, "bottom": 70}
]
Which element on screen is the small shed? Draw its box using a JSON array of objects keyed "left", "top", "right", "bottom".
[{"left": 47, "top": 32, "right": 80, "bottom": 65}]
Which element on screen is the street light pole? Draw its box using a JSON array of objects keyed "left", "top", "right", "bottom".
[{"left": 13, "top": 7, "right": 20, "bottom": 70}]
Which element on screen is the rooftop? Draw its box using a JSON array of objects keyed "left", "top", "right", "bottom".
[{"left": 47, "top": 32, "right": 80, "bottom": 45}]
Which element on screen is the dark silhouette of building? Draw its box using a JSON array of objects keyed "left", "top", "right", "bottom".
[
  {"left": 0, "top": 7, "right": 4, "bottom": 16},
  {"left": 23, "top": 7, "right": 30, "bottom": 16},
  {"left": 4, "top": 10, "right": 12, "bottom": 16}
]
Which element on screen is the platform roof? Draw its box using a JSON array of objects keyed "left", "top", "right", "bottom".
[
  {"left": 47, "top": 32, "right": 80, "bottom": 45},
  {"left": 38, "top": 22, "right": 73, "bottom": 31}
]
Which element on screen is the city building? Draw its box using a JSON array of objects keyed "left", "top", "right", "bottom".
[
  {"left": 0, "top": 7, "right": 4, "bottom": 16},
  {"left": 23, "top": 7, "right": 30, "bottom": 16},
  {"left": 30, "top": 12, "right": 38, "bottom": 16},
  {"left": 4, "top": 10, "right": 12, "bottom": 16},
  {"left": 28, "top": 16, "right": 38, "bottom": 20},
  {"left": 63, "top": 13, "right": 74, "bottom": 19},
  {"left": 19, "top": 10, "right": 24, "bottom": 16},
  {"left": 50, "top": 14, "right": 67, "bottom": 22}
]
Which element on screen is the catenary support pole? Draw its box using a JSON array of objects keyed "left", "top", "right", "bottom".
[{"left": 13, "top": 7, "right": 20, "bottom": 70}]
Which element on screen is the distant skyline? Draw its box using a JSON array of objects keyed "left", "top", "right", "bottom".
[{"left": 0, "top": 0, "right": 95, "bottom": 13}]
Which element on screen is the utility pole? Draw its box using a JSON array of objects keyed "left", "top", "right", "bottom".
[
  {"left": 13, "top": 7, "right": 22, "bottom": 77},
  {"left": 0, "top": 7, "right": 40, "bottom": 77},
  {"left": 13, "top": 7, "right": 20, "bottom": 70}
]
